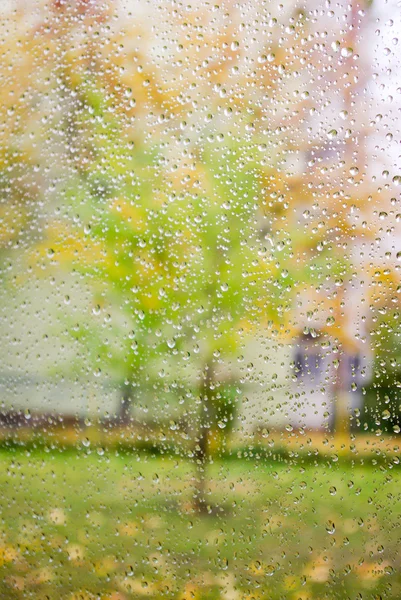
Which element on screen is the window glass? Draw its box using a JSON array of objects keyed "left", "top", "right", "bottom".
[{"left": 0, "top": 1, "right": 400, "bottom": 599}]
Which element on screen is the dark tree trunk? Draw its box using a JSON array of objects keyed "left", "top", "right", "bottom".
[
  {"left": 193, "top": 361, "right": 214, "bottom": 514},
  {"left": 118, "top": 382, "right": 134, "bottom": 424}
]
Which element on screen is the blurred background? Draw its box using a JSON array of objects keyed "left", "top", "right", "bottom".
[{"left": 0, "top": 0, "right": 401, "bottom": 599}]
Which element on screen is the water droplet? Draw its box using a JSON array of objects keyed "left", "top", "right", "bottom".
[
  {"left": 341, "top": 47, "right": 353, "bottom": 58},
  {"left": 326, "top": 521, "right": 335, "bottom": 534}
]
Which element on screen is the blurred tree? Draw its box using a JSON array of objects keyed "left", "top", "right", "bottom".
[
  {"left": 39, "top": 128, "right": 290, "bottom": 510},
  {"left": 161, "top": 144, "right": 291, "bottom": 511}
]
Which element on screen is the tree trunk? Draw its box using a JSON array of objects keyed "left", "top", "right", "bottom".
[
  {"left": 193, "top": 361, "right": 214, "bottom": 514},
  {"left": 118, "top": 382, "right": 134, "bottom": 424}
]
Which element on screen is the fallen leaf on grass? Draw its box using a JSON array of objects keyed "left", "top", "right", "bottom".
[
  {"left": 66, "top": 543, "right": 85, "bottom": 562},
  {"left": 48, "top": 508, "right": 67, "bottom": 525},
  {"left": 118, "top": 577, "right": 157, "bottom": 596},
  {"left": 0, "top": 543, "right": 18, "bottom": 565},
  {"left": 117, "top": 521, "right": 139, "bottom": 536}
]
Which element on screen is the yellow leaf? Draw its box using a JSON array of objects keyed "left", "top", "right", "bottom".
[
  {"left": 178, "top": 582, "right": 201, "bottom": 600},
  {"left": 0, "top": 544, "right": 18, "bottom": 566},
  {"left": 117, "top": 521, "right": 139, "bottom": 537},
  {"left": 66, "top": 543, "right": 85, "bottom": 562},
  {"left": 48, "top": 508, "right": 67, "bottom": 525}
]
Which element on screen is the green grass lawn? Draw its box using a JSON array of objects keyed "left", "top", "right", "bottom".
[{"left": 0, "top": 447, "right": 399, "bottom": 599}]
